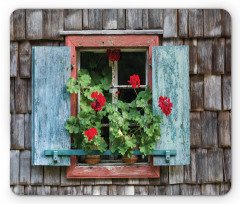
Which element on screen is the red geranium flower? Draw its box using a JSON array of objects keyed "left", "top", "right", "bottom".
[
  {"left": 106, "top": 49, "right": 120, "bottom": 61},
  {"left": 90, "top": 91, "right": 106, "bottom": 111},
  {"left": 158, "top": 96, "right": 173, "bottom": 116},
  {"left": 128, "top": 74, "right": 140, "bottom": 89},
  {"left": 85, "top": 128, "right": 98, "bottom": 141},
  {"left": 115, "top": 91, "right": 120, "bottom": 94}
]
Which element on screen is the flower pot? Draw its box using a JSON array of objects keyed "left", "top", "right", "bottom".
[
  {"left": 85, "top": 155, "right": 101, "bottom": 164},
  {"left": 122, "top": 155, "right": 138, "bottom": 164}
]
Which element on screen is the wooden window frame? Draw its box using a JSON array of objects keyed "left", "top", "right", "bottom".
[{"left": 66, "top": 35, "right": 160, "bottom": 178}]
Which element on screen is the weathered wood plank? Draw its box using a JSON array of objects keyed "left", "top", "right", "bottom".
[
  {"left": 82, "top": 9, "right": 89, "bottom": 29},
  {"left": 50, "top": 186, "right": 59, "bottom": 195},
  {"left": 189, "top": 9, "right": 203, "bottom": 37},
  {"left": 10, "top": 78, "right": 15, "bottom": 113},
  {"left": 169, "top": 166, "right": 184, "bottom": 184},
  {"left": 44, "top": 166, "right": 61, "bottom": 185},
  {"left": 124, "top": 186, "right": 135, "bottom": 195},
  {"left": 89, "top": 9, "right": 102, "bottom": 30},
  {"left": 92, "top": 186, "right": 100, "bottom": 195},
  {"left": 220, "top": 183, "right": 231, "bottom": 195},
  {"left": 207, "top": 149, "right": 224, "bottom": 182},
  {"left": 100, "top": 186, "right": 108, "bottom": 195},
  {"left": 201, "top": 184, "right": 220, "bottom": 195},
  {"left": 13, "top": 9, "right": 26, "bottom": 40},
  {"left": 180, "top": 184, "right": 193, "bottom": 195},
  {"left": 27, "top": 79, "right": 32, "bottom": 112},
  {"left": 109, "top": 185, "right": 117, "bottom": 195},
  {"left": 204, "top": 9, "right": 221, "bottom": 37},
  {"left": 221, "top": 10, "right": 231, "bottom": 37},
  {"left": 10, "top": 150, "right": 20, "bottom": 185},
  {"left": 31, "top": 165, "right": 43, "bottom": 185},
  {"left": 178, "top": 9, "right": 188, "bottom": 38},
  {"left": 12, "top": 185, "right": 24, "bottom": 195},
  {"left": 81, "top": 178, "right": 95, "bottom": 185},
  {"left": 112, "top": 178, "right": 129, "bottom": 185},
  {"left": 83, "top": 186, "right": 92, "bottom": 195},
  {"left": 10, "top": 41, "right": 18, "bottom": 77},
  {"left": 19, "top": 150, "right": 31, "bottom": 185},
  {"left": 95, "top": 178, "right": 112, "bottom": 185},
  {"left": 10, "top": 114, "right": 25, "bottom": 149},
  {"left": 64, "top": 9, "right": 82, "bottom": 30},
  {"left": 192, "top": 185, "right": 201, "bottom": 195},
  {"left": 184, "top": 149, "right": 196, "bottom": 183},
  {"left": 32, "top": 47, "right": 71, "bottom": 165},
  {"left": 190, "top": 112, "right": 201, "bottom": 148},
  {"left": 15, "top": 76, "right": 28, "bottom": 113},
  {"left": 61, "top": 167, "right": 80, "bottom": 186},
  {"left": 148, "top": 9, "right": 163, "bottom": 29},
  {"left": 26, "top": 9, "right": 43, "bottom": 40},
  {"left": 103, "top": 9, "right": 117, "bottom": 30},
  {"left": 152, "top": 46, "right": 190, "bottom": 166},
  {"left": 166, "top": 185, "right": 180, "bottom": 195},
  {"left": 184, "top": 39, "right": 197, "bottom": 74},
  {"left": 213, "top": 38, "right": 225, "bottom": 74},
  {"left": 222, "top": 75, "right": 231, "bottom": 110},
  {"left": 135, "top": 186, "right": 148, "bottom": 195},
  {"left": 117, "top": 9, "right": 125, "bottom": 30},
  {"left": 149, "top": 177, "right": 160, "bottom": 185},
  {"left": 19, "top": 41, "right": 31, "bottom": 78},
  {"left": 142, "top": 9, "right": 148, "bottom": 29},
  {"left": 225, "top": 38, "right": 231, "bottom": 73},
  {"left": 160, "top": 166, "right": 169, "bottom": 185},
  {"left": 42, "top": 9, "right": 64, "bottom": 40},
  {"left": 218, "top": 111, "right": 231, "bottom": 147},
  {"left": 24, "top": 113, "right": 31, "bottom": 149},
  {"left": 204, "top": 75, "right": 222, "bottom": 110},
  {"left": 190, "top": 75, "right": 204, "bottom": 111},
  {"left": 10, "top": 13, "right": 14, "bottom": 40},
  {"left": 163, "top": 9, "right": 177, "bottom": 38},
  {"left": 197, "top": 39, "right": 212, "bottom": 74},
  {"left": 149, "top": 186, "right": 166, "bottom": 195},
  {"left": 126, "top": 9, "right": 142, "bottom": 30},
  {"left": 59, "top": 187, "right": 73, "bottom": 195},
  {"left": 201, "top": 111, "right": 218, "bottom": 148},
  {"left": 196, "top": 149, "right": 208, "bottom": 184},
  {"left": 223, "top": 149, "right": 231, "bottom": 182},
  {"left": 72, "top": 186, "right": 83, "bottom": 195}
]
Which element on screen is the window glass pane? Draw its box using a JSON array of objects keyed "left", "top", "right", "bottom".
[
  {"left": 118, "top": 52, "right": 146, "bottom": 85},
  {"left": 117, "top": 88, "right": 143, "bottom": 103}
]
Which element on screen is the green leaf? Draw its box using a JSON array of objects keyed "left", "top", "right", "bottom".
[
  {"left": 66, "top": 78, "right": 79, "bottom": 94},
  {"left": 78, "top": 74, "right": 91, "bottom": 87}
]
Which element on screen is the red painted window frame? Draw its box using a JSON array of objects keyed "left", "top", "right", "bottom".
[{"left": 66, "top": 35, "right": 160, "bottom": 178}]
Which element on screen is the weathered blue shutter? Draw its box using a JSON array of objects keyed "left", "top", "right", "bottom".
[
  {"left": 32, "top": 47, "right": 71, "bottom": 166},
  {"left": 152, "top": 46, "right": 190, "bottom": 166}
]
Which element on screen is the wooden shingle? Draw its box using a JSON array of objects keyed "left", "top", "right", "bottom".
[
  {"left": 192, "top": 185, "right": 201, "bottom": 195},
  {"left": 10, "top": 114, "right": 25, "bottom": 149},
  {"left": 24, "top": 113, "right": 31, "bottom": 149},
  {"left": 148, "top": 9, "right": 163, "bottom": 29},
  {"left": 178, "top": 9, "right": 188, "bottom": 38},
  {"left": 31, "top": 165, "right": 43, "bottom": 185},
  {"left": 180, "top": 184, "right": 193, "bottom": 195},
  {"left": 184, "top": 39, "right": 197, "bottom": 74},
  {"left": 13, "top": 9, "right": 26, "bottom": 40},
  {"left": 26, "top": 9, "right": 43, "bottom": 40},
  {"left": 163, "top": 9, "right": 177, "bottom": 38},
  {"left": 134, "top": 186, "right": 148, "bottom": 195},
  {"left": 44, "top": 166, "right": 61, "bottom": 185},
  {"left": 196, "top": 148, "right": 208, "bottom": 184},
  {"left": 10, "top": 13, "right": 14, "bottom": 40},
  {"left": 50, "top": 186, "right": 60, "bottom": 195},
  {"left": 223, "top": 149, "right": 231, "bottom": 182},
  {"left": 220, "top": 183, "right": 231, "bottom": 195},
  {"left": 83, "top": 186, "right": 92, "bottom": 195},
  {"left": 222, "top": 75, "right": 231, "bottom": 110},
  {"left": 221, "top": 9, "right": 231, "bottom": 37},
  {"left": 82, "top": 9, "right": 89, "bottom": 29},
  {"left": 197, "top": 39, "right": 212, "bottom": 74},
  {"left": 201, "top": 184, "right": 220, "bottom": 195},
  {"left": 10, "top": 78, "right": 15, "bottom": 113},
  {"left": 10, "top": 150, "right": 20, "bottom": 185},
  {"left": 166, "top": 185, "right": 180, "bottom": 195},
  {"left": 190, "top": 75, "right": 204, "bottom": 111},
  {"left": 27, "top": 79, "right": 32, "bottom": 113},
  {"left": 126, "top": 9, "right": 143, "bottom": 30},
  {"left": 89, "top": 9, "right": 103, "bottom": 30},
  {"left": 160, "top": 166, "right": 169, "bottom": 185},
  {"left": 12, "top": 185, "right": 24, "bottom": 195},
  {"left": 19, "top": 41, "right": 31, "bottom": 78},
  {"left": 81, "top": 178, "right": 94, "bottom": 185},
  {"left": 218, "top": 111, "right": 231, "bottom": 147},
  {"left": 142, "top": 9, "right": 148, "bottom": 29},
  {"left": 103, "top": 9, "right": 117, "bottom": 30},
  {"left": 109, "top": 185, "right": 117, "bottom": 195},
  {"left": 15, "top": 76, "right": 28, "bottom": 113},
  {"left": 64, "top": 9, "right": 82, "bottom": 30},
  {"left": 60, "top": 167, "right": 80, "bottom": 186},
  {"left": 213, "top": 38, "right": 225, "bottom": 74},
  {"left": 225, "top": 38, "right": 231, "bottom": 73},
  {"left": 19, "top": 150, "right": 31, "bottom": 185},
  {"left": 190, "top": 112, "right": 201, "bottom": 148},
  {"left": 117, "top": 9, "right": 125, "bottom": 30},
  {"left": 184, "top": 149, "right": 196, "bottom": 183},
  {"left": 169, "top": 166, "right": 184, "bottom": 184},
  {"left": 10, "top": 41, "right": 18, "bottom": 77},
  {"left": 203, "top": 9, "right": 221, "bottom": 37},
  {"left": 189, "top": 9, "right": 203, "bottom": 37}
]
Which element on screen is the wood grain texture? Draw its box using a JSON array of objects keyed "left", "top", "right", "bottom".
[
  {"left": 10, "top": 78, "right": 15, "bottom": 113},
  {"left": 204, "top": 75, "right": 222, "bottom": 110},
  {"left": 207, "top": 148, "right": 224, "bottom": 182},
  {"left": 223, "top": 149, "right": 231, "bottom": 182},
  {"left": 83, "top": 186, "right": 92, "bottom": 195},
  {"left": 64, "top": 9, "right": 82, "bottom": 30},
  {"left": 148, "top": 9, "right": 163, "bottom": 29},
  {"left": 222, "top": 75, "right": 231, "bottom": 110},
  {"left": 103, "top": 9, "right": 117, "bottom": 30},
  {"left": 189, "top": 9, "right": 203, "bottom": 37},
  {"left": 160, "top": 166, "right": 169, "bottom": 185},
  {"left": 201, "top": 184, "right": 220, "bottom": 195},
  {"left": 135, "top": 186, "right": 148, "bottom": 195},
  {"left": 13, "top": 9, "right": 26, "bottom": 40},
  {"left": 192, "top": 184, "right": 201, "bottom": 195},
  {"left": 152, "top": 46, "right": 190, "bottom": 165},
  {"left": 213, "top": 38, "right": 225, "bottom": 74},
  {"left": 15, "top": 76, "right": 27, "bottom": 114},
  {"left": 12, "top": 185, "right": 24, "bottom": 195},
  {"left": 26, "top": 9, "right": 43, "bottom": 40},
  {"left": 19, "top": 41, "right": 31, "bottom": 78},
  {"left": 225, "top": 38, "right": 231, "bottom": 73},
  {"left": 117, "top": 9, "right": 125, "bottom": 30},
  {"left": 61, "top": 167, "right": 80, "bottom": 186},
  {"left": 32, "top": 47, "right": 71, "bottom": 165},
  {"left": 184, "top": 39, "right": 197, "bottom": 74},
  {"left": 82, "top": 9, "right": 89, "bottom": 29},
  {"left": 218, "top": 111, "right": 231, "bottom": 147},
  {"left": 126, "top": 9, "right": 142, "bottom": 30},
  {"left": 201, "top": 111, "right": 218, "bottom": 148},
  {"left": 190, "top": 112, "right": 201, "bottom": 148},
  {"left": 178, "top": 9, "right": 188, "bottom": 38},
  {"left": 44, "top": 166, "right": 61, "bottom": 185},
  {"left": 190, "top": 75, "right": 204, "bottom": 111},
  {"left": 10, "top": 41, "right": 18, "bottom": 77},
  {"left": 220, "top": 183, "right": 231, "bottom": 195},
  {"left": 196, "top": 149, "right": 208, "bottom": 184},
  {"left": 203, "top": 9, "right": 221, "bottom": 37},
  {"left": 89, "top": 9, "right": 102, "bottom": 30},
  {"left": 10, "top": 13, "right": 14, "bottom": 40},
  {"left": 197, "top": 39, "right": 212, "bottom": 74},
  {"left": 24, "top": 113, "right": 31, "bottom": 149},
  {"left": 221, "top": 9, "right": 231, "bottom": 37},
  {"left": 166, "top": 184, "right": 180, "bottom": 195},
  {"left": 19, "top": 150, "right": 31, "bottom": 185},
  {"left": 163, "top": 9, "right": 177, "bottom": 38},
  {"left": 81, "top": 179, "right": 95, "bottom": 185},
  {"left": 31, "top": 165, "right": 43, "bottom": 185},
  {"left": 109, "top": 185, "right": 117, "bottom": 195},
  {"left": 169, "top": 166, "right": 184, "bottom": 184},
  {"left": 142, "top": 9, "right": 148, "bottom": 29},
  {"left": 184, "top": 149, "right": 196, "bottom": 183},
  {"left": 10, "top": 150, "right": 20, "bottom": 185},
  {"left": 95, "top": 178, "right": 112, "bottom": 185},
  {"left": 180, "top": 184, "right": 193, "bottom": 195},
  {"left": 10, "top": 114, "right": 25, "bottom": 149},
  {"left": 27, "top": 79, "right": 32, "bottom": 112}
]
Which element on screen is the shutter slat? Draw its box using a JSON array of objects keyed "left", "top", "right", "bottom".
[
  {"left": 152, "top": 46, "right": 190, "bottom": 165},
  {"left": 32, "top": 47, "right": 71, "bottom": 166}
]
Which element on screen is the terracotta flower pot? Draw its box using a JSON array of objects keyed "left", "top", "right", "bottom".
[
  {"left": 122, "top": 155, "right": 138, "bottom": 164},
  {"left": 85, "top": 155, "right": 101, "bottom": 164}
]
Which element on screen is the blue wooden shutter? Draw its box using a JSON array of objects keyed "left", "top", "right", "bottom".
[
  {"left": 152, "top": 46, "right": 190, "bottom": 166},
  {"left": 32, "top": 47, "right": 71, "bottom": 166}
]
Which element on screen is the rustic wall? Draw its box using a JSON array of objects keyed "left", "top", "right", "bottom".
[{"left": 10, "top": 9, "right": 231, "bottom": 195}]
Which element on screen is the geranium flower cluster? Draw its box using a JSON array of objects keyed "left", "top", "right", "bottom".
[
  {"left": 128, "top": 74, "right": 140, "bottom": 88},
  {"left": 85, "top": 128, "right": 98, "bottom": 141},
  {"left": 158, "top": 96, "right": 173, "bottom": 116},
  {"left": 106, "top": 49, "right": 120, "bottom": 61},
  {"left": 90, "top": 91, "right": 106, "bottom": 111}
]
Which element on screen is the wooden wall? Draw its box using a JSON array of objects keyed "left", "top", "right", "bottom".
[{"left": 10, "top": 9, "right": 231, "bottom": 195}]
